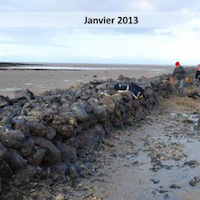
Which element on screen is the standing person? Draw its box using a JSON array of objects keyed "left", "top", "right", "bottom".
[
  {"left": 172, "top": 61, "right": 186, "bottom": 96},
  {"left": 195, "top": 64, "right": 200, "bottom": 91}
]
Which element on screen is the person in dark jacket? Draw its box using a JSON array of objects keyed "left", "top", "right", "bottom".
[
  {"left": 195, "top": 64, "right": 200, "bottom": 91},
  {"left": 172, "top": 61, "right": 186, "bottom": 96}
]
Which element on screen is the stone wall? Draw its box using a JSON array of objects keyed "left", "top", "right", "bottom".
[{"left": 0, "top": 73, "right": 175, "bottom": 193}]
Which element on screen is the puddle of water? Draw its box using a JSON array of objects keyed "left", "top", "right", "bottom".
[
  {"left": 25, "top": 83, "right": 32, "bottom": 86},
  {"left": 63, "top": 79, "right": 82, "bottom": 82},
  {"left": 0, "top": 87, "right": 22, "bottom": 92},
  {"left": 170, "top": 113, "right": 199, "bottom": 132}
]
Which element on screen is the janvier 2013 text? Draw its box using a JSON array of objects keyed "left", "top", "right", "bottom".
[{"left": 84, "top": 16, "right": 139, "bottom": 25}]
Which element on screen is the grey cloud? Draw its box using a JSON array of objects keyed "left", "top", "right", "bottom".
[{"left": 0, "top": 0, "right": 200, "bottom": 11}]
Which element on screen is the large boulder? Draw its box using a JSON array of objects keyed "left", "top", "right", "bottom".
[
  {"left": 0, "top": 129, "right": 25, "bottom": 149},
  {"left": 21, "top": 138, "right": 34, "bottom": 157},
  {"left": 27, "top": 146, "right": 46, "bottom": 166},
  {"left": 101, "top": 95, "right": 116, "bottom": 111},
  {"left": 77, "top": 124, "right": 105, "bottom": 151},
  {"left": 5, "top": 149, "right": 27, "bottom": 170},
  {"left": 34, "top": 137, "right": 61, "bottom": 164},
  {"left": 12, "top": 165, "right": 36, "bottom": 186},
  {"left": 13, "top": 89, "right": 35, "bottom": 100},
  {"left": 26, "top": 121, "right": 56, "bottom": 140},
  {"left": 91, "top": 104, "right": 109, "bottom": 123},
  {"left": 70, "top": 103, "right": 89, "bottom": 122},
  {"left": 59, "top": 125, "right": 76, "bottom": 139},
  {"left": 61, "top": 144, "right": 77, "bottom": 163},
  {"left": 143, "top": 88, "right": 154, "bottom": 98},
  {"left": 0, "top": 160, "right": 13, "bottom": 178}
]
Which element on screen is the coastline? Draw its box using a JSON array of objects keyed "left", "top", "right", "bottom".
[{"left": 0, "top": 64, "right": 174, "bottom": 97}]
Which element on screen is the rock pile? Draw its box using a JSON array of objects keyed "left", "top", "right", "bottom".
[{"left": 0, "top": 73, "right": 176, "bottom": 194}]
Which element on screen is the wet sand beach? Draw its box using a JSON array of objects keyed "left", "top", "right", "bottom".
[{"left": 0, "top": 64, "right": 174, "bottom": 97}]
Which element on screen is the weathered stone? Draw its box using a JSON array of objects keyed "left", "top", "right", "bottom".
[
  {"left": 34, "top": 137, "right": 61, "bottom": 164},
  {"left": 26, "top": 121, "right": 46, "bottom": 137},
  {"left": 0, "top": 129, "right": 25, "bottom": 149},
  {"left": 69, "top": 166, "right": 80, "bottom": 179},
  {"left": 11, "top": 116, "right": 26, "bottom": 126},
  {"left": 0, "top": 96, "right": 9, "bottom": 107},
  {"left": 77, "top": 124, "right": 105, "bottom": 150},
  {"left": 14, "top": 89, "right": 35, "bottom": 100},
  {"left": 13, "top": 165, "right": 36, "bottom": 186},
  {"left": 0, "top": 141, "right": 7, "bottom": 160},
  {"left": 61, "top": 144, "right": 77, "bottom": 163},
  {"left": 27, "top": 146, "right": 46, "bottom": 166},
  {"left": 5, "top": 149, "right": 27, "bottom": 170},
  {"left": 101, "top": 95, "right": 116, "bottom": 110},
  {"left": 70, "top": 103, "right": 89, "bottom": 122},
  {"left": 45, "top": 126, "right": 56, "bottom": 140},
  {"left": 59, "top": 125, "right": 76, "bottom": 139},
  {"left": 91, "top": 104, "right": 108, "bottom": 122},
  {"left": 143, "top": 88, "right": 154, "bottom": 98},
  {"left": 29, "top": 109, "right": 44, "bottom": 120},
  {"left": 21, "top": 138, "right": 34, "bottom": 157},
  {"left": 0, "top": 160, "right": 13, "bottom": 178}
]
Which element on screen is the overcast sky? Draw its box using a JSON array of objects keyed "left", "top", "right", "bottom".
[{"left": 0, "top": 0, "right": 200, "bottom": 65}]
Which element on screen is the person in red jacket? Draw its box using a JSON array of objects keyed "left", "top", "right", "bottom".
[{"left": 172, "top": 61, "right": 186, "bottom": 96}]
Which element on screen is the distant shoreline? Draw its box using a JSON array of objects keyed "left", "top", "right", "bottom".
[
  {"left": 0, "top": 62, "right": 175, "bottom": 71},
  {"left": 0, "top": 64, "right": 174, "bottom": 97}
]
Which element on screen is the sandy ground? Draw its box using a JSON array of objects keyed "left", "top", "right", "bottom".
[
  {"left": 66, "top": 95, "right": 200, "bottom": 200},
  {"left": 0, "top": 65, "right": 173, "bottom": 97}
]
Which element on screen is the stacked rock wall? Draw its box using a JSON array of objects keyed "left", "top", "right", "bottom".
[{"left": 0, "top": 74, "right": 174, "bottom": 191}]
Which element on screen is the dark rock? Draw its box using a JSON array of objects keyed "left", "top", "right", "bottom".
[
  {"left": 34, "top": 137, "right": 61, "bottom": 164},
  {"left": 59, "top": 125, "right": 76, "bottom": 139},
  {"left": 13, "top": 89, "right": 35, "bottom": 100},
  {"left": 26, "top": 121, "right": 47, "bottom": 137},
  {"left": 143, "top": 88, "right": 154, "bottom": 98},
  {"left": 61, "top": 144, "right": 77, "bottom": 163},
  {"left": 21, "top": 138, "right": 34, "bottom": 157},
  {"left": 0, "top": 96, "right": 9, "bottom": 107},
  {"left": 27, "top": 146, "right": 46, "bottom": 166},
  {"left": 101, "top": 95, "right": 115, "bottom": 111},
  {"left": 170, "top": 184, "right": 181, "bottom": 189},
  {"left": 5, "top": 149, "right": 27, "bottom": 170},
  {"left": 69, "top": 166, "right": 80, "bottom": 179},
  {"left": 91, "top": 104, "right": 108, "bottom": 122},
  {"left": 52, "top": 163, "right": 68, "bottom": 173},
  {"left": 45, "top": 126, "right": 56, "bottom": 140},
  {"left": 70, "top": 103, "right": 89, "bottom": 122},
  {"left": 0, "top": 129, "right": 25, "bottom": 149},
  {"left": 0, "top": 141, "right": 7, "bottom": 160},
  {"left": 151, "top": 179, "right": 160, "bottom": 184},
  {"left": 13, "top": 165, "right": 36, "bottom": 186},
  {"left": 185, "top": 160, "right": 199, "bottom": 168},
  {"left": 29, "top": 109, "right": 44, "bottom": 120},
  {"left": 189, "top": 176, "right": 200, "bottom": 186},
  {"left": 0, "top": 160, "right": 13, "bottom": 178},
  {"left": 11, "top": 116, "right": 26, "bottom": 126},
  {"left": 77, "top": 124, "right": 105, "bottom": 151}
]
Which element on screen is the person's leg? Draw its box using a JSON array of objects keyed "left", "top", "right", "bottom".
[
  {"left": 177, "top": 80, "right": 181, "bottom": 96},
  {"left": 179, "top": 79, "right": 185, "bottom": 96}
]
